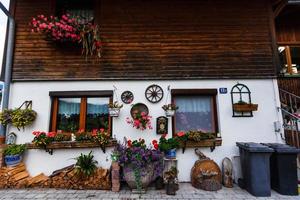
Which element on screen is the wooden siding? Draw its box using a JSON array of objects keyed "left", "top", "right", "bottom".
[
  {"left": 12, "top": 0, "right": 276, "bottom": 81},
  {"left": 276, "top": 6, "right": 300, "bottom": 44},
  {"left": 278, "top": 77, "right": 300, "bottom": 96}
]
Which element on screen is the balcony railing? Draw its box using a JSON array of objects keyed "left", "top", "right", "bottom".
[{"left": 279, "top": 89, "right": 300, "bottom": 148}]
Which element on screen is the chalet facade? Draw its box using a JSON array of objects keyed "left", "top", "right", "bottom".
[
  {"left": 276, "top": 1, "right": 300, "bottom": 96},
  {"left": 5, "top": 0, "right": 284, "bottom": 182}
]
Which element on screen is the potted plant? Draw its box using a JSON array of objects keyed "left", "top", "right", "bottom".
[
  {"left": 162, "top": 104, "right": 178, "bottom": 117},
  {"left": 74, "top": 151, "right": 98, "bottom": 178},
  {"left": 164, "top": 166, "right": 179, "bottom": 195},
  {"left": 126, "top": 111, "right": 153, "bottom": 131},
  {"left": 4, "top": 144, "right": 26, "bottom": 167},
  {"left": 233, "top": 100, "right": 258, "bottom": 112},
  {"left": 91, "top": 128, "right": 110, "bottom": 153},
  {"left": 0, "top": 108, "right": 37, "bottom": 131},
  {"left": 30, "top": 14, "right": 103, "bottom": 58},
  {"left": 158, "top": 134, "right": 179, "bottom": 159},
  {"left": 108, "top": 101, "right": 123, "bottom": 117},
  {"left": 112, "top": 138, "right": 163, "bottom": 192}
]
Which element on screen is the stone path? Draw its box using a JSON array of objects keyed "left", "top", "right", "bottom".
[{"left": 0, "top": 183, "right": 299, "bottom": 200}]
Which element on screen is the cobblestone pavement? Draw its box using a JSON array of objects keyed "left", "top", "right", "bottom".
[{"left": 0, "top": 184, "right": 299, "bottom": 200}]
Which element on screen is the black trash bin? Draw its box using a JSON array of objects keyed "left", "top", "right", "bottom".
[
  {"left": 236, "top": 142, "right": 274, "bottom": 197},
  {"left": 262, "top": 143, "right": 300, "bottom": 196}
]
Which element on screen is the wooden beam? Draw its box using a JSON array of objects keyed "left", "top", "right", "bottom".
[{"left": 274, "top": 0, "right": 289, "bottom": 18}]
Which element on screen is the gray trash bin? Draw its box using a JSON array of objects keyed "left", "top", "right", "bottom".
[
  {"left": 262, "top": 143, "right": 300, "bottom": 196},
  {"left": 236, "top": 142, "right": 274, "bottom": 197}
]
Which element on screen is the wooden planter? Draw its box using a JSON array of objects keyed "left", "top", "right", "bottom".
[
  {"left": 233, "top": 104, "right": 258, "bottom": 112},
  {"left": 26, "top": 139, "right": 117, "bottom": 150},
  {"left": 180, "top": 138, "right": 222, "bottom": 148},
  {"left": 179, "top": 138, "right": 222, "bottom": 152}
]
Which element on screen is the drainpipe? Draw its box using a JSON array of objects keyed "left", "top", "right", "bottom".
[{"left": 0, "top": 2, "right": 15, "bottom": 139}]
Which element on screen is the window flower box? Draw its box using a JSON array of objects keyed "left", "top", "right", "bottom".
[
  {"left": 26, "top": 139, "right": 117, "bottom": 150},
  {"left": 233, "top": 103, "right": 258, "bottom": 112},
  {"left": 179, "top": 138, "right": 222, "bottom": 148}
]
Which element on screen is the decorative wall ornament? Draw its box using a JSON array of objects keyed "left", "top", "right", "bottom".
[
  {"left": 6, "top": 132, "right": 17, "bottom": 145},
  {"left": 231, "top": 83, "right": 258, "bottom": 117},
  {"left": 191, "top": 149, "right": 222, "bottom": 191},
  {"left": 156, "top": 116, "right": 168, "bottom": 135},
  {"left": 130, "top": 103, "right": 149, "bottom": 118},
  {"left": 222, "top": 157, "right": 234, "bottom": 188},
  {"left": 121, "top": 91, "right": 134, "bottom": 104},
  {"left": 145, "top": 84, "right": 164, "bottom": 103}
]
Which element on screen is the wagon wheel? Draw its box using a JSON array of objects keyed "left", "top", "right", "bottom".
[
  {"left": 121, "top": 91, "right": 134, "bottom": 104},
  {"left": 145, "top": 85, "right": 164, "bottom": 103}
]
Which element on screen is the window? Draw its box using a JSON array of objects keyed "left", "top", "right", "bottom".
[
  {"left": 278, "top": 46, "right": 300, "bottom": 76},
  {"left": 56, "top": 0, "right": 95, "bottom": 24},
  {"left": 172, "top": 89, "right": 218, "bottom": 135},
  {"left": 50, "top": 91, "right": 112, "bottom": 134}
]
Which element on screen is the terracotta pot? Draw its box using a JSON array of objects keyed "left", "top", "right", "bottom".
[{"left": 0, "top": 136, "right": 6, "bottom": 144}]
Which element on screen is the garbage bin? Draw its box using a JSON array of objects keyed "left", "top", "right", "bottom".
[
  {"left": 262, "top": 143, "right": 300, "bottom": 196},
  {"left": 236, "top": 142, "right": 274, "bottom": 197}
]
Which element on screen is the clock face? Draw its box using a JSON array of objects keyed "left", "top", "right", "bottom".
[
  {"left": 121, "top": 91, "right": 134, "bottom": 104},
  {"left": 145, "top": 84, "right": 164, "bottom": 103}
]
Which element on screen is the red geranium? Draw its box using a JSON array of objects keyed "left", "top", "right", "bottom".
[
  {"left": 177, "top": 131, "right": 185, "bottom": 137},
  {"left": 47, "top": 132, "right": 57, "bottom": 138},
  {"left": 127, "top": 140, "right": 132, "bottom": 147}
]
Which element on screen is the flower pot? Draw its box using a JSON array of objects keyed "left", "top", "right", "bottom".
[
  {"left": 233, "top": 104, "right": 258, "bottom": 112},
  {"left": 166, "top": 182, "right": 177, "bottom": 195},
  {"left": 109, "top": 108, "right": 120, "bottom": 117},
  {"left": 165, "top": 149, "right": 176, "bottom": 159},
  {"left": 155, "top": 176, "right": 164, "bottom": 190},
  {"left": 0, "top": 136, "right": 6, "bottom": 144},
  {"left": 165, "top": 109, "right": 175, "bottom": 117},
  {"left": 123, "top": 164, "right": 154, "bottom": 190},
  {"left": 5, "top": 155, "right": 22, "bottom": 167}
]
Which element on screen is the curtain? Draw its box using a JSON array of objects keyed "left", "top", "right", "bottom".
[
  {"left": 174, "top": 96, "right": 213, "bottom": 132},
  {"left": 58, "top": 98, "right": 81, "bottom": 115}
]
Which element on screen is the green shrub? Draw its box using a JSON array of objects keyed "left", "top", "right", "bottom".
[
  {"left": 74, "top": 151, "right": 98, "bottom": 178},
  {"left": 4, "top": 144, "right": 26, "bottom": 156}
]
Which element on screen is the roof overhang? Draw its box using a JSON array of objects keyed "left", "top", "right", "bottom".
[{"left": 288, "top": 0, "right": 300, "bottom": 4}]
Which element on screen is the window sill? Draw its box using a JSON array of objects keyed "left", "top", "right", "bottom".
[
  {"left": 26, "top": 139, "right": 117, "bottom": 150},
  {"left": 179, "top": 138, "right": 222, "bottom": 152}
]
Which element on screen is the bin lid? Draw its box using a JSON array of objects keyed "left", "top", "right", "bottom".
[
  {"left": 236, "top": 142, "right": 274, "bottom": 153},
  {"left": 261, "top": 143, "right": 300, "bottom": 153}
]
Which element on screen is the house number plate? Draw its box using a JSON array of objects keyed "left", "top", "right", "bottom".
[{"left": 219, "top": 88, "right": 228, "bottom": 94}]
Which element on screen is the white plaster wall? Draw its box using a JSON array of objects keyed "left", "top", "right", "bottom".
[{"left": 8, "top": 79, "right": 283, "bottom": 182}]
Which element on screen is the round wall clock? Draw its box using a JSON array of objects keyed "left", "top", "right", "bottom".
[
  {"left": 145, "top": 84, "right": 164, "bottom": 103},
  {"left": 121, "top": 91, "right": 134, "bottom": 104}
]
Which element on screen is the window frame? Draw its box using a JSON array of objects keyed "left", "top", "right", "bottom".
[
  {"left": 49, "top": 91, "right": 113, "bottom": 135},
  {"left": 51, "top": 0, "right": 99, "bottom": 21},
  {"left": 171, "top": 89, "right": 219, "bottom": 136}
]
